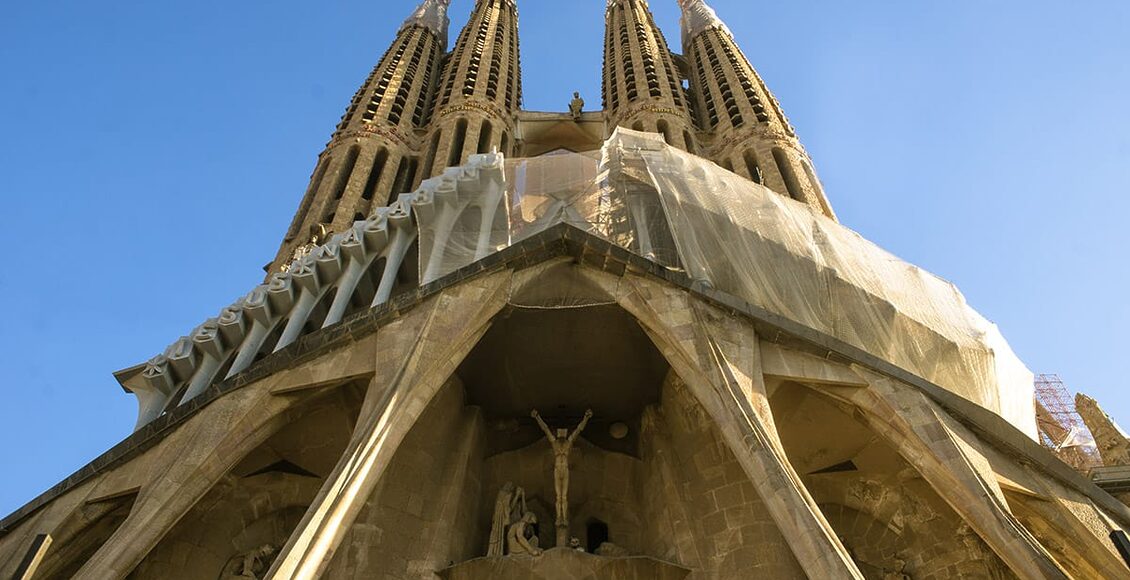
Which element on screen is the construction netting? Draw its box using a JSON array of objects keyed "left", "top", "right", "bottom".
[{"left": 415, "top": 128, "right": 1038, "bottom": 438}]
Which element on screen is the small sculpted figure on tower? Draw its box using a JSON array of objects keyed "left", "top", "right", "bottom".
[{"left": 570, "top": 92, "right": 585, "bottom": 121}]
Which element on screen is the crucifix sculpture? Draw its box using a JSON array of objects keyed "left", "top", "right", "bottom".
[{"left": 531, "top": 408, "right": 593, "bottom": 546}]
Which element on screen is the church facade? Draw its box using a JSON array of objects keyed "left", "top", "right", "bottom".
[{"left": 3, "top": 1, "right": 1130, "bottom": 579}]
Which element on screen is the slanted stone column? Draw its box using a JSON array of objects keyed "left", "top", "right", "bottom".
[
  {"left": 614, "top": 273, "right": 865, "bottom": 580},
  {"left": 810, "top": 368, "right": 1071, "bottom": 579},
  {"left": 1076, "top": 393, "right": 1130, "bottom": 467},
  {"left": 268, "top": 272, "right": 510, "bottom": 579},
  {"left": 72, "top": 381, "right": 326, "bottom": 579}
]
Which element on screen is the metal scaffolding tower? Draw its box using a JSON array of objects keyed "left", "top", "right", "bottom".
[{"left": 1034, "top": 374, "right": 1103, "bottom": 472}]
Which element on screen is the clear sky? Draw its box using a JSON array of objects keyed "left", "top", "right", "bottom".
[{"left": 0, "top": 0, "right": 1127, "bottom": 517}]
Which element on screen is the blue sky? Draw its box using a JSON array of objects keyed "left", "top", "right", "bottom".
[{"left": 0, "top": 0, "right": 1127, "bottom": 517}]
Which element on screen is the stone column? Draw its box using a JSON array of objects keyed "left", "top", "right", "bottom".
[
  {"left": 812, "top": 368, "right": 1071, "bottom": 579},
  {"left": 267, "top": 272, "right": 510, "bottom": 579},
  {"left": 614, "top": 274, "right": 865, "bottom": 580},
  {"left": 71, "top": 385, "right": 322, "bottom": 579}
]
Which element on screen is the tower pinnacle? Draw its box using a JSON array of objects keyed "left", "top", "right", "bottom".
[
  {"left": 401, "top": 0, "right": 453, "bottom": 47},
  {"left": 679, "top": 0, "right": 836, "bottom": 218},
  {"left": 676, "top": 0, "right": 731, "bottom": 46}
]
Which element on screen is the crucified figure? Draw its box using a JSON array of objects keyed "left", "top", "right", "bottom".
[{"left": 531, "top": 408, "right": 593, "bottom": 530}]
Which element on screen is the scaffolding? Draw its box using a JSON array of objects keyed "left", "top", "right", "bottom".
[{"left": 1034, "top": 374, "right": 1103, "bottom": 472}]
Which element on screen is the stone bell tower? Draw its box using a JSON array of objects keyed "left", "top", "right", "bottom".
[
  {"left": 678, "top": 0, "right": 835, "bottom": 218},
  {"left": 603, "top": 0, "right": 698, "bottom": 153},
  {"left": 270, "top": 0, "right": 452, "bottom": 273},
  {"left": 5, "top": 1, "right": 1130, "bottom": 579},
  {"left": 422, "top": 0, "right": 523, "bottom": 176}
]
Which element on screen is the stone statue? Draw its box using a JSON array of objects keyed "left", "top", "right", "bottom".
[
  {"left": 531, "top": 408, "right": 593, "bottom": 543},
  {"left": 507, "top": 511, "right": 543, "bottom": 557},
  {"left": 595, "top": 542, "right": 630, "bottom": 558},
  {"left": 569, "top": 92, "right": 585, "bottom": 121},
  {"left": 1076, "top": 393, "right": 1130, "bottom": 466},
  {"left": 880, "top": 558, "right": 910, "bottom": 580},
  {"left": 220, "top": 544, "right": 278, "bottom": 579},
  {"left": 568, "top": 537, "right": 585, "bottom": 552},
  {"left": 487, "top": 482, "right": 526, "bottom": 556}
]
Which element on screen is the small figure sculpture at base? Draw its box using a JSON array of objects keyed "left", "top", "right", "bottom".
[
  {"left": 220, "top": 544, "right": 278, "bottom": 579},
  {"left": 569, "top": 537, "right": 585, "bottom": 552},
  {"left": 595, "top": 542, "right": 629, "bottom": 558},
  {"left": 507, "top": 512, "right": 543, "bottom": 557}
]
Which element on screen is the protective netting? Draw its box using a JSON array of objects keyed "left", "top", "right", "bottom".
[{"left": 417, "top": 128, "right": 1038, "bottom": 438}]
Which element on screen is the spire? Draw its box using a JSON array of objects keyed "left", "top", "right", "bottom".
[
  {"left": 422, "top": 0, "right": 523, "bottom": 178},
  {"left": 401, "top": 0, "right": 453, "bottom": 48},
  {"left": 678, "top": 0, "right": 836, "bottom": 219},
  {"left": 602, "top": 0, "right": 697, "bottom": 153},
  {"left": 268, "top": 0, "right": 453, "bottom": 273},
  {"left": 677, "top": 0, "right": 731, "bottom": 47}
]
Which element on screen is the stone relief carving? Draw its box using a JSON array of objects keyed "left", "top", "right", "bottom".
[
  {"left": 219, "top": 544, "right": 279, "bottom": 579},
  {"left": 531, "top": 408, "right": 593, "bottom": 544},
  {"left": 488, "top": 482, "right": 527, "bottom": 557},
  {"left": 594, "top": 542, "right": 629, "bottom": 558}
]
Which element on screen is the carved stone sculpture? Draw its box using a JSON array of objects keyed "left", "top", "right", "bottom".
[
  {"left": 532, "top": 409, "right": 593, "bottom": 544},
  {"left": 488, "top": 482, "right": 526, "bottom": 556},
  {"left": 221, "top": 544, "right": 279, "bottom": 579},
  {"left": 595, "top": 542, "right": 630, "bottom": 558},
  {"left": 569, "top": 92, "right": 585, "bottom": 121},
  {"left": 506, "top": 512, "right": 543, "bottom": 557},
  {"left": 1076, "top": 393, "right": 1130, "bottom": 466}
]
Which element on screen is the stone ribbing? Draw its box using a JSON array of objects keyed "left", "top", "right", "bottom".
[{"left": 678, "top": 0, "right": 836, "bottom": 219}]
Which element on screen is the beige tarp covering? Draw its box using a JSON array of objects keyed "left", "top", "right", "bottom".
[{"left": 417, "top": 128, "right": 1038, "bottom": 438}]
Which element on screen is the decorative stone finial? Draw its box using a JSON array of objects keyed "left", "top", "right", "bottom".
[
  {"left": 677, "top": 0, "right": 732, "bottom": 46},
  {"left": 401, "top": 0, "right": 453, "bottom": 47}
]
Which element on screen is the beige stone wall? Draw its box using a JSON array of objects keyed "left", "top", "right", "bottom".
[
  {"left": 321, "top": 379, "right": 486, "bottom": 579},
  {"left": 639, "top": 372, "right": 807, "bottom": 579},
  {"left": 7, "top": 257, "right": 1130, "bottom": 579},
  {"left": 128, "top": 391, "right": 360, "bottom": 579}
]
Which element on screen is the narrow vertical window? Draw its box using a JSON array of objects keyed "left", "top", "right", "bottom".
[
  {"left": 286, "top": 159, "right": 330, "bottom": 241},
  {"left": 424, "top": 131, "right": 442, "bottom": 179},
  {"left": 477, "top": 120, "right": 494, "bottom": 154},
  {"left": 500, "top": 132, "right": 510, "bottom": 157},
  {"left": 657, "top": 120, "right": 672, "bottom": 145},
  {"left": 773, "top": 148, "right": 804, "bottom": 201},
  {"left": 392, "top": 157, "right": 420, "bottom": 200},
  {"left": 683, "top": 131, "right": 696, "bottom": 155},
  {"left": 390, "top": 158, "right": 411, "bottom": 204},
  {"left": 448, "top": 118, "right": 469, "bottom": 168},
  {"left": 743, "top": 150, "right": 763, "bottom": 185},
  {"left": 335, "top": 146, "right": 361, "bottom": 200},
  {"left": 362, "top": 148, "right": 389, "bottom": 201}
]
